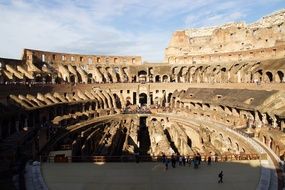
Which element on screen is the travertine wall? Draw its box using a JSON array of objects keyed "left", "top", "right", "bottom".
[
  {"left": 23, "top": 49, "right": 142, "bottom": 66},
  {"left": 165, "top": 9, "right": 285, "bottom": 64}
]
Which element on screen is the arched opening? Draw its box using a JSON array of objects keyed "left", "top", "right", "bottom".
[
  {"left": 45, "top": 74, "right": 52, "bottom": 83},
  {"left": 122, "top": 67, "right": 129, "bottom": 82},
  {"left": 235, "top": 143, "right": 239, "bottom": 151},
  {"left": 162, "top": 75, "right": 168, "bottom": 82},
  {"left": 70, "top": 75, "right": 76, "bottom": 83},
  {"left": 55, "top": 76, "right": 62, "bottom": 84},
  {"left": 227, "top": 137, "right": 232, "bottom": 146},
  {"left": 87, "top": 73, "right": 93, "bottom": 83},
  {"left": 265, "top": 71, "right": 273, "bottom": 82},
  {"left": 254, "top": 69, "right": 263, "bottom": 82},
  {"left": 277, "top": 71, "right": 284, "bottom": 83},
  {"left": 126, "top": 97, "right": 132, "bottom": 107},
  {"left": 138, "top": 70, "right": 147, "bottom": 83},
  {"left": 263, "top": 136, "right": 267, "bottom": 144},
  {"left": 187, "top": 137, "right": 192, "bottom": 148},
  {"left": 113, "top": 94, "right": 122, "bottom": 109},
  {"left": 139, "top": 93, "right": 147, "bottom": 106},
  {"left": 167, "top": 93, "right": 173, "bottom": 104},
  {"left": 35, "top": 74, "right": 42, "bottom": 83},
  {"left": 155, "top": 75, "right": 160, "bottom": 82}
]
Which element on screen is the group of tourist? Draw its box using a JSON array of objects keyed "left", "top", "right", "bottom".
[
  {"left": 161, "top": 153, "right": 223, "bottom": 183},
  {"left": 162, "top": 153, "right": 212, "bottom": 170}
]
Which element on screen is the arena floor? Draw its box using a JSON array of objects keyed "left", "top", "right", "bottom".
[{"left": 41, "top": 160, "right": 260, "bottom": 190}]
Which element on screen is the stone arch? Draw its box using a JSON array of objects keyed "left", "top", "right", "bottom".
[
  {"left": 139, "top": 93, "right": 147, "bottom": 106},
  {"left": 70, "top": 75, "right": 76, "bottom": 83},
  {"left": 167, "top": 93, "right": 173, "bottom": 104},
  {"left": 155, "top": 75, "right": 161, "bottom": 82},
  {"left": 253, "top": 69, "right": 263, "bottom": 82},
  {"left": 126, "top": 96, "right": 132, "bottom": 106},
  {"left": 227, "top": 137, "right": 232, "bottom": 147},
  {"left": 220, "top": 67, "right": 227, "bottom": 82},
  {"left": 138, "top": 70, "right": 147, "bottom": 83},
  {"left": 235, "top": 143, "right": 240, "bottom": 151},
  {"left": 113, "top": 93, "right": 122, "bottom": 109},
  {"left": 162, "top": 75, "right": 169, "bottom": 82},
  {"left": 35, "top": 74, "right": 43, "bottom": 82},
  {"left": 265, "top": 71, "right": 273, "bottom": 83},
  {"left": 277, "top": 70, "right": 284, "bottom": 82},
  {"left": 87, "top": 73, "right": 93, "bottom": 83}
]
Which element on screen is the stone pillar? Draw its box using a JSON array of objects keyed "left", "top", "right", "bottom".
[
  {"left": 272, "top": 116, "right": 278, "bottom": 128},
  {"left": 147, "top": 84, "right": 151, "bottom": 107},
  {"left": 227, "top": 72, "right": 230, "bottom": 83},
  {"left": 281, "top": 121, "right": 285, "bottom": 132},
  {"left": 146, "top": 68, "right": 150, "bottom": 82},
  {"left": 254, "top": 111, "right": 262, "bottom": 127},
  {"left": 136, "top": 85, "right": 139, "bottom": 107},
  {"left": 262, "top": 114, "right": 268, "bottom": 126}
]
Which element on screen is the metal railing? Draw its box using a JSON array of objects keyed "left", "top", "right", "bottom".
[{"left": 40, "top": 153, "right": 264, "bottom": 163}]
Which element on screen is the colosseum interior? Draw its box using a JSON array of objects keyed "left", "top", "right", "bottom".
[{"left": 0, "top": 9, "right": 285, "bottom": 190}]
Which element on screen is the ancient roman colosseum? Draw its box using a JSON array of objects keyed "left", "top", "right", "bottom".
[{"left": 0, "top": 9, "right": 285, "bottom": 189}]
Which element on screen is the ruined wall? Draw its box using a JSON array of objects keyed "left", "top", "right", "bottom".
[
  {"left": 23, "top": 49, "right": 142, "bottom": 67},
  {"left": 165, "top": 9, "right": 285, "bottom": 64}
]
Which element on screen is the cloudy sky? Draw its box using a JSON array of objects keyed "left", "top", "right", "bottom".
[{"left": 0, "top": 0, "right": 284, "bottom": 62}]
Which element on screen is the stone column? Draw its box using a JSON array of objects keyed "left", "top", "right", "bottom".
[
  {"left": 136, "top": 85, "right": 140, "bottom": 107},
  {"left": 146, "top": 68, "right": 150, "bottom": 82},
  {"left": 147, "top": 84, "right": 151, "bottom": 107},
  {"left": 272, "top": 116, "right": 278, "bottom": 128},
  {"left": 281, "top": 121, "right": 285, "bottom": 132},
  {"left": 262, "top": 114, "right": 268, "bottom": 126},
  {"left": 254, "top": 111, "right": 262, "bottom": 128}
]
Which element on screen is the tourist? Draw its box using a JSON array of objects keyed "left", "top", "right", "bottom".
[
  {"left": 162, "top": 153, "right": 166, "bottom": 163},
  {"left": 218, "top": 171, "right": 224, "bottom": 183},
  {"left": 179, "top": 155, "right": 182, "bottom": 166},
  {"left": 171, "top": 154, "right": 176, "bottom": 168},
  {"left": 165, "top": 158, "right": 169, "bottom": 171},
  {"left": 182, "top": 155, "right": 186, "bottom": 166},
  {"left": 207, "top": 155, "right": 211, "bottom": 165},
  {"left": 197, "top": 153, "right": 201, "bottom": 165},
  {"left": 215, "top": 153, "right": 218, "bottom": 162},
  {"left": 187, "top": 156, "right": 192, "bottom": 167},
  {"left": 193, "top": 154, "right": 198, "bottom": 169}
]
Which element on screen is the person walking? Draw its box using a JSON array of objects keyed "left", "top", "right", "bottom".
[
  {"left": 188, "top": 156, "right": 192, "bottom": 167},
  {"left": 179, "top": 155, "right": 183, "bottom": 166},
  {"left": 207, "top": 155, "right": 212, "bottom": 165},
  {"left": 171, "top": 154, "right": 176, "bottom": 168},
  {"left": 162, "top": 153, "right": 166, "bottom": 163},
  {"left": 182, "top": 156, "right": 186, "bottom": 166},
  {"left": 218, "top": 171, "right": 224, "bottom": 183},
  {"left": 165, "top": 158, "right": 169, "bottom": 171}
]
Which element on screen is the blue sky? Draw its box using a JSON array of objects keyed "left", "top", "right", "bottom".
[{"left": 0, "top": 0, "right": 284, "bottom": 62}]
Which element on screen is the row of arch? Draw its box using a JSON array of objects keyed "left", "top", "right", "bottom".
[{"left": 170, "top": 63, "right": 285, "bottom": 83}]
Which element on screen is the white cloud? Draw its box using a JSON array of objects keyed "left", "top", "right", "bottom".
[{"left": 0, "top": 0, "right": 284, "bottom": 61}]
